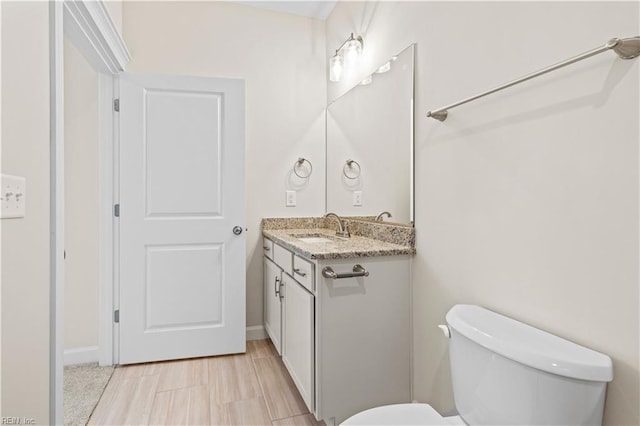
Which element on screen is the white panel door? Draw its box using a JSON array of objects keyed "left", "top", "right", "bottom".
[{"left": 118, "top": 73, "right": 245, "bottom": 364}]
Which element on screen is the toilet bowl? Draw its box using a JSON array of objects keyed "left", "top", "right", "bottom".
[
  {"left": 341, "top": 305, "right": 613, "bottom": 426},
  {"left": 342, "top": 403, "right": 465, "bottom": 425}
]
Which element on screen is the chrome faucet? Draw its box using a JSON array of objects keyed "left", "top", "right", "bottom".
[
  {"left": 376, "top": 211, "right": 392, "bottom": 221},
  {"left": 324, "top": 212, "right": 350, "bottom": 238}
]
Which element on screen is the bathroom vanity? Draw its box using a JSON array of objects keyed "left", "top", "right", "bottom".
[
  {"left": 262, "top": 217, "right": 415, "bottom": 425},
  {"left": 261, "top": 43, "right": 418, "bottom": 425}
]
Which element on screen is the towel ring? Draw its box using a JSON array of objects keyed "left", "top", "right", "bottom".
[
  {"left": 343, "top": 159, "right": 361, "bottom": 180},
  {"left": 293, "top": 157, "right": 313, "bottom": 179}
]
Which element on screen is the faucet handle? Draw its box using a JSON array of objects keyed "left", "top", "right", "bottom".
[{"left": 336, "top": 221, "right": 350, "bottom": 238}]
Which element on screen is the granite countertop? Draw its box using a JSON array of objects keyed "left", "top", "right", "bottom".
[{"left": 263, "top": 227, "right": 416, "bottom": 260}]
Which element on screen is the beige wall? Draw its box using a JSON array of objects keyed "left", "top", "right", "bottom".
[
  {"left": 1, "top": 1, "right": 51, "bottom": 422},
  {"left": 64, "top": 37, "right": 99, "bottom": 351},
  {"left": 123, "top": 1, "right": 327, "bottom": 328},
  {"left": 103, "top": 0, "right": 123, "bottom": 36},
  {"left": 327, "top": 2, "right": 639, "bottom": 425}
]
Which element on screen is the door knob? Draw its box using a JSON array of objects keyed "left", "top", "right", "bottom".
[{"left": 233, "top": 226, "right": 243, "bottom": 235}]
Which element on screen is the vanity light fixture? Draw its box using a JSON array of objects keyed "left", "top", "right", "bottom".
[{"left": 329, "top": 33, "right": 364, "bottom": 82}]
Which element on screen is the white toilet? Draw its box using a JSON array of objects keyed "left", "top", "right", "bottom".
[{"left": 342, "top": 304, "right": 613, "bottom": 426}]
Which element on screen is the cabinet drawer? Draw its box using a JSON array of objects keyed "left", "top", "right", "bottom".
[
  {"left": 273, "top": 243, "right": 293, "bottom": 275},
  {"left": 292, "top": 255, "right": 315, "bottom": 292},
  {"left": 263, "top": 238, "right": 274, "bottom": 260}
]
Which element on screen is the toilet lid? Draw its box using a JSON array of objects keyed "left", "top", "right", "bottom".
[{"left": 341, "top": 403, "right": 449, "bottom": 425}]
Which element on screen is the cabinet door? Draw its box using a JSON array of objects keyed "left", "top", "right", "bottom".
[
  {"left": 282, "top": 273, "right": 315, "bottom": 412},
  {"left": 316, "top": 256, "right": 411, "bottom": 424},
  {"left": 264, "top": 258, "right": 283, "bottom": 355}
]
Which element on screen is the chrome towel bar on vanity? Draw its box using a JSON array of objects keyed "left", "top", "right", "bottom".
[{"left": 322, "top": 264, "right": 370, "bottom": 279}]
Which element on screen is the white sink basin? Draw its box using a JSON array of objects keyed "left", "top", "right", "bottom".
[{"left": 297, "top": 236, "right": 333, "bottom": 244}]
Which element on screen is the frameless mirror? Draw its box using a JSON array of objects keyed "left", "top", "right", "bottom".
[{"left": 326, "top": 44, "right": 415, "bottom": 225}]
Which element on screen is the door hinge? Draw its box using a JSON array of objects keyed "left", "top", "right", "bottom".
[
  {"left": 114, "top": 309, "right": 120, "bottom": 323},
  {"left": 114, "top": 203, "right": 120, "bottom": 217},
  {"left": 113, "top": 98, "right": 120, "bottom": 112}
]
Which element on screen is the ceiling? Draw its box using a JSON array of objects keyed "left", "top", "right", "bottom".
[{"left": 232, "top": 1, "right": 338, "bottom": 20}]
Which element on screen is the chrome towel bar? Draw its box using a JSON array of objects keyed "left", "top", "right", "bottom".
[
  {"left": 426, "top": 36, "right": 640, "bottom": 122},
  {"left": 322, "top": 265, "right": 369, "bottom": 279}
]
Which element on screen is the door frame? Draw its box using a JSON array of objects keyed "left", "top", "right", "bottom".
[{"left": 50, "top": 1, "right": 130, "bottom": 423}]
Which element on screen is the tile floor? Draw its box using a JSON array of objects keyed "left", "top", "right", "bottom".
[{"left": 89, "top": 339, "right": 323, "bottom": 425}]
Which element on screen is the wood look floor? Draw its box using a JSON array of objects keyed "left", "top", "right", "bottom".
[{"left": 89, "top": 339, "right": 324, "bottom": 425}]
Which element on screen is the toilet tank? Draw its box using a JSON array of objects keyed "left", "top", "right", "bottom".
[{"left": 446, "top": 305, "right": 613, "bottom": 425}]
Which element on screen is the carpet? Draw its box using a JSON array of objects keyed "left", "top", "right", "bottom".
[{"left": 64, "top": 363, "right": 115, "bottom": 425}]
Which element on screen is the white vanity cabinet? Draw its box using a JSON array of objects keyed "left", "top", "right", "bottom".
[{"left": 263, "top": 237, "right": 411, "bottom": 425}]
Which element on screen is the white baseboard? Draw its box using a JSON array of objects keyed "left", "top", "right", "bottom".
[
  {"left": 246, "top": 325, "right": 267, "bottom": 341},
  {"left": 64, "top": 346, "right": 99, "bottom": 366}
]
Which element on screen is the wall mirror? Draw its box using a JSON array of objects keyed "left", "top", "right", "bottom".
[{"left": 326, "top": 44, "right": 415, "bottom": 225}]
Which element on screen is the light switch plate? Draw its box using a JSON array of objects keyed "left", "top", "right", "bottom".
[
  {"left": 353, "top": 191, "right": 363, "bottom": 206},
  {"left": 286, "top": 190, "right": 296, "bottom": 207},
  {"left": 1, "top": 174, "right": 26, "bottom": 219}
]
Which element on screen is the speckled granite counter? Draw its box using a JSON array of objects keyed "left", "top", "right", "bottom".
[{"left": 262, "top": 217, "right": 415, "bottom": 260}]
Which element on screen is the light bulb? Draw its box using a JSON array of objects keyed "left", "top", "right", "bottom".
[
  {"left": 343, "top": 36, "right": 362, "bottom": 69},
  {"left": 329, "top": 54, "right": 343, "bottom": 82},
  {"left": 376, "top": 61, "right": 391, "bottom": 73},
  {"left": 360, "top": 75, "right": 373, "bottom": 85}
]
